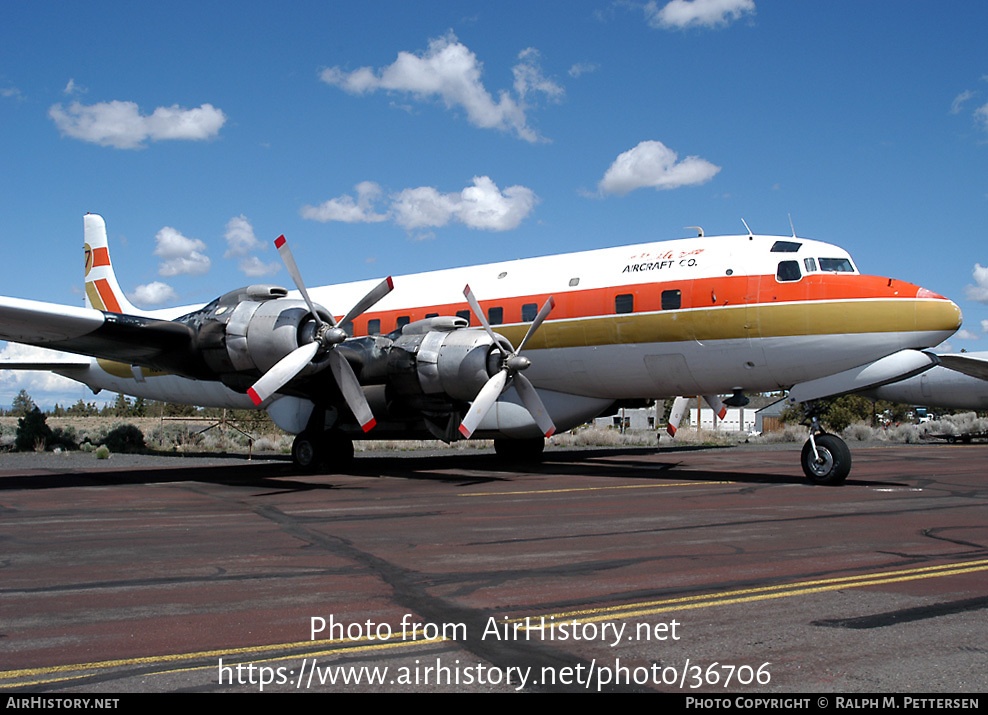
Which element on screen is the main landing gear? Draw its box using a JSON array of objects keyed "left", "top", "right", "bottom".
[
  {"left": 291, "top": 428, "right": 354, "bottom": 472},
  {"left": 493, "top": 436, "right": 546, "bottom": 462},
  {"left": 800, "top": 413, "right": 851, "bottom": 486}
]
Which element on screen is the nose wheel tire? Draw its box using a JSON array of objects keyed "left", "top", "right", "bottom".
[{"left": 800, "top": 433, "right": 851, "bottom": 485}]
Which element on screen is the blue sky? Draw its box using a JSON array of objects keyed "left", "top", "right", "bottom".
[{"left": 1, "top": 0, "right": 987, "bottom": 408}]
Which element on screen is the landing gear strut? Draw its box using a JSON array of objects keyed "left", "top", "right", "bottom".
[{"left": 800, "top": 411, "right": 851, "bottom": 485}]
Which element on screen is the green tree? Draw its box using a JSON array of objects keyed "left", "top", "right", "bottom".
[{"left": 11, "top": 389, "right": 36, "bottom": 417}]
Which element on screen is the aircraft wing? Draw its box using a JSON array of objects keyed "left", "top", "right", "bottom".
[
  {"left": 936, "top": 353, "right": 988, "bottom": 382},
  {"left": 0, "top": 296, "right": 194, "bottom": 366}
]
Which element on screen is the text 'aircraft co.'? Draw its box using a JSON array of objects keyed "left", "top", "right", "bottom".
[{"left": 0, "top": 214, "right": 970, "bottom": 484}]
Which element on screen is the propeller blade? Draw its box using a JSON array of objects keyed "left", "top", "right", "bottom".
[
  {"left": 666, "top": 396, "right": 689, "bottom": 437},
  {"left": 458, "top": 370, "right": 507, "bottom": 439},
  {"left": 338, "top": 276, "right": 395, "bottom": 329},
  {"left": 513, "top": 373, "right": 556, "bottom": 437},
  {"left": 328, "top": 350, "right": 376, "bottom": 432},
  {"left": 515, "top": 295, "right": 555, "bottom": 354},
  {"left": 464, "top": 284, "right": 509, "bottom": 357},
  {"left": 247, "top": 341, "right": 320, "bottom": 406},
  {"left": 275, "top": 235, "right": 329, "bottom": 327}
]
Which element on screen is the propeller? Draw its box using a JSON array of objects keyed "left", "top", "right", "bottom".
[
  {"left": 246, "top": 235, "right": 393, "bottom": 433},
  {"left": 457, "top": 285, "right": 556, "bottom": 439}
]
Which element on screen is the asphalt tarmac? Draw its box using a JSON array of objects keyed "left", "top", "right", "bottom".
[{"left": 1, "top": 441, "right": 986, "bottom": 693}]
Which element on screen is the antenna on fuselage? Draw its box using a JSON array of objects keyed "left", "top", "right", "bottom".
[
  {"left": 740, "top": 218, "right": 753, "bottom": 237},
  {"left": 685, "top": 226, "right": 704, "bottom": 237},
  {"left": 788, "top": 213, "right": 797, "bottom": 238}
]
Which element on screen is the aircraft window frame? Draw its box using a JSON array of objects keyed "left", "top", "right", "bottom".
[
  {"left": 569, "top": 277, "right": 580, "bottom": 287},
  {"left": 661, "top": 289, "right": 681, "bottom": 310},
  {"left": 456, "top": 309, "right": 471, "bottom": 325},
  {"left": 615, "top": 293, "right": 634, "bottom": 314},
  {"left": 487, "top": 306, "right": 503, "bottom": 325},
  {"left": 367, "top": 318, "right": 381, "bottom": 336},
  {"left": 521, "top": 303, "right": 538, "bottom": 322},
  {"left": 776, "top": 260, "right": 802, "bottom": 283},
  {"left": 770, "top": 240, "right": 802, "bottom": 253},
  {"left": 819, "top": 257, "right": 855, "bottom": 273}
]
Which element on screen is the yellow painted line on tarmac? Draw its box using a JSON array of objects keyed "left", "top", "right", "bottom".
[
  {"left": 0, "top": 630, "right": 442, "bottom": 687},
  {"left": 459, "top": 481, "right": 730, "bottom": 497},
  {"left": 517, "top": 557, "right": 988, "bottom": 626}
]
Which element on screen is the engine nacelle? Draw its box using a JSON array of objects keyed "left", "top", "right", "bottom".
[
  {"left": 384, "top": 320, "right": 505, "bottom": 403},
  {"left": 179, "top": 285, "right": 334, "bottom": 388}
]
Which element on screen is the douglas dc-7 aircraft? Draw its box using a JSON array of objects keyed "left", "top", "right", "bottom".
[{"left": 0, "top": 214, "right": 971, "bottom": 484}]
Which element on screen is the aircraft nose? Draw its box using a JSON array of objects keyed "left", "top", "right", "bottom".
[{"left": 915, "top": 287, "right": 962, "bottom": 338}]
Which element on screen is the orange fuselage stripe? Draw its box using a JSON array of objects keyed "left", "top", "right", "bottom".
[{"left": 342, "top": 273, "right": 952, "bottom": 344}]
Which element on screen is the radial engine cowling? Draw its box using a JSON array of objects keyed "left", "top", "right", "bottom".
[
  {"left": 190, "top": 285, "right": 334, "bottom": 386},
  {"left": 386, "top": 321, "right": 504, "bottom": 402}
]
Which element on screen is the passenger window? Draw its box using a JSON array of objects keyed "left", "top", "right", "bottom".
[
  {"left": 488, "top": 307, "right": 503, "bottom": 325},
  {"left": 367, "top": 319, "right": 381, "bottom": 336},
  {"left": 456, "top": 309, "right": 471, "bottom": 325},
  {"left": 661, "top": 289, "right": 681, "bottom": 310},
  {"left": 615, "top": 293, "right": 634, "bottom": 314},
  {"left": 396, "top": 316, "right": 410, "bottom": 329},
  {"left": 425, "top": 313, "right": 438, "bottom": 319},
  {"left": 342, "top": 321, "right": 354, "bottom": 337},
  {"left": 803, "top": 258, "right": 817, "bottom": 273},
  {"left": 521, "top": 303, "right": 538, "bottom": 322},
  {"left": 569, "top": 277, "right": 580, "bottom": 287},
  {"left": 776, "top": 260, "right": 802, "bottom": 282}
]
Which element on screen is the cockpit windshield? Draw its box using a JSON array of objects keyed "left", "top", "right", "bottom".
[{"left": 818, "top": 257, "right": 854, "bottom": 273}]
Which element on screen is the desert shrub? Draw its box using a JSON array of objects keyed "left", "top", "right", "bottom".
[
  {"left": 103, "top": 424, "right": 145, "bottom": 453},
  {"left": 95, "top": 445, "right": 110, "bottom": 459},
  {"left": 15, "top": 408, "right": 53, "bottom": 452}
]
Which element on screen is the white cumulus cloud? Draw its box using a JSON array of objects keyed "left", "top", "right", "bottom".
[
  {"left": 300, "top": 182, "right": 390, "bottom": 224},
  {"left": 964, "top": 263, "right": 988, "bottom": 303},
  {"left": 238, "top": 256, "right": 282, "bottom": 278},
  {"left": 303, "top": 177, "right": 538, "bottom": 233},
  {"left": 320, "top": 32, "right": 559, "bottom": 142},
  {"left": 223, "top": 215, "right": 263, "bottom": 258},
  {"left": 129, "top": 281, "right": 179, "bottom": 307},
  {"left": 153, "top": 227, "right": 211, "bottom": 277},
  {"left": 646, "top": 0, "right": 755, "bottom": 30},
  {"left": 49, "top": 100, "right": 226, "bottom": 149},
  {"left": 598, "top": 140, "right": 721, "bottom": 196}
]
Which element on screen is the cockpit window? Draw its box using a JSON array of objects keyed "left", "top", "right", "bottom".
[
  {"left": 819, "top": 257, "right": 854, "bottom": 273},
  {"left": 803, "top": 257, "right": 817, "bottom": 273},
  {"left": 776, "top": 260, "right": 802, "bottom": 282},
  {"left": 770, "top": 240, "right": 802, "bottom": 253}
]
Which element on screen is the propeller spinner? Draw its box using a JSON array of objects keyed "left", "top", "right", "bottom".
[
  {"left": 457, "top": 285, "right": 556, "bottom": 439},
  {"left": 246, "top": 235, "right": 393, "bottom": 433}
]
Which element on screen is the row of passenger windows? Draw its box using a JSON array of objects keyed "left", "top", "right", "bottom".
[{"left": 353, "top": 290, "right": 685, "bottom": 336}]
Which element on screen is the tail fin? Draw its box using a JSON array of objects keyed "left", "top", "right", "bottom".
[{"left": 83, "top": 213, "right": 141, "bottom": 315}]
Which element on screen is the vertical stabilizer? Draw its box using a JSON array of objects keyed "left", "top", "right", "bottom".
[{"left": 83, "top": 214, "right": 141, "bottom": 315}]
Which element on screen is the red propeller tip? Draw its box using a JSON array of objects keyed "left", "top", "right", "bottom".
[
  {"left": 274, "top": 235, "right": 286, "bottom": 248},
  {"left": 247, "top": 387, "right": 263, "bottom": 406}
]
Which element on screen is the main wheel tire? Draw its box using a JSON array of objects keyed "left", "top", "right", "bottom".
[
  {"left": 801, "top": 433, "right": 851, "bottom": 485},
  {"left": 494, "top": 437, "right": 545, "bottom": 462},
  {"left": 292, "top": 432, "right": 323, "bottom": 472}
]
